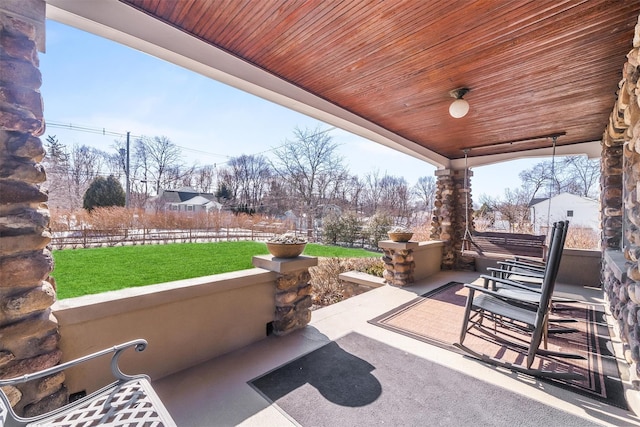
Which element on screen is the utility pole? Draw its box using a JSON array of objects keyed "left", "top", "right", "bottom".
[{"left": 125, "top": 131, "right": 130, "bottom": 208}]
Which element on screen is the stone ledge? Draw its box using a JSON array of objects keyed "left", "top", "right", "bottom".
[
  {"left": 52, "top": 268, "right": 277, "bottom": 323},
  {"left": 378, "top": 240, "right": 419, "bottom": 250},
  {"left": 252, "top": 255, "right": 318, "bottom": 273},
  {"left": 338, "top": 271, "right": 386, "bottom": 289},
  {"left": 413, "top": 240, "right": 445, "bottom": 252},
  {"left": 604, "top": 249, "right": 628, "bottom": 282}
]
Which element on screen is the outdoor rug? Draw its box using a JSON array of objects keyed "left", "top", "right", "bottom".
[
  {"left": 250, "top": 332, "right": 604, "bottom": 427},
  {"left": 368, "top": 281, "right": 627, "bottom": 409}
]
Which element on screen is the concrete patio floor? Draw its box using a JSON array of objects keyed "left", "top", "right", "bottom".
[{"left": 153, "top": 270, "right": 640, "bottom": 426}]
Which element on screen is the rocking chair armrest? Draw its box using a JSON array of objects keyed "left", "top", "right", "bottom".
[
  {"left": 480, "top": 274, "right": 543, "bottom": 294},
  {"left": 488, "top": 267, "right": 544, "bottom": 279},
  {"left": 497, "top": 260, "right": 545, "bottom": 273},
  {"left": 464, "top": 282, "right": 536, "bottom": 305},
  {"left": 511, "top": 256, "right": 546, "bottom": 265},
  {"left": 0, "top": 339, "right": 148, "bottom": 389}
]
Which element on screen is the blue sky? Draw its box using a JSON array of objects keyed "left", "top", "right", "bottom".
[{"left": 39, "top": 20, "right": 536, "bottom": 199}]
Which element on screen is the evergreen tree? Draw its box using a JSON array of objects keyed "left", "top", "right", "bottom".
[
  {"left": 83, "top": 175, "right": 126, "bottom": 211},
  {"left": 45, "top": 135, "right": 68, "bottom": 163}
]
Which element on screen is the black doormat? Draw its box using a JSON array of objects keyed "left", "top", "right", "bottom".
[
  {"left": 250, "top": 332, "right": 604, "bottom": 427},
  {"left": 368, "top": 282, "right": 627, "bottom": 409}
]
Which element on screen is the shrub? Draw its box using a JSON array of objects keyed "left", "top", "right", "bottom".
[
  {"left": 564, "top": 227, "right": 599, "bottom": 249},
  {"left": 411, "top": 221, "right": 432, "bottom": 242},
  {"left": 321, "top": 211, "right": 363, "bottom": 246},
  {"left": 364, "top": 213, "right": 394, "bottom": 245},
  {"left": 309, "top": 256, "right": 383, "bottom": 308},
  {"left": 83, "top": 175, "right": 125, "bottom": 211}
]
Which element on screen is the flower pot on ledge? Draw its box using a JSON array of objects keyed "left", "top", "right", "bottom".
[
  {"left": 387, "top": 232, "right": 414, "bottom": 242},
  {"left": 266, "top": 242, "right": 307, "bottom": 258}
]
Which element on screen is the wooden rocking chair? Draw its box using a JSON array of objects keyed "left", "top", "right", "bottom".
[
  {"left": 455, "top": 221, "right": 585, "bottom": 380},
  {"left": 483, "top": 221, "right": 578, "bottom": 310}
]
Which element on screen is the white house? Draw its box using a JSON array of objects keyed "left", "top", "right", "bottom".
[
  {"left": 149, "top": 187, "right": 223, "bottom": 214},
  {"left": 169, "top": 195, "right": 222, "bottom": 213},
  {"left": 529, "top": 192, "right": 599, "bottom": 234}
]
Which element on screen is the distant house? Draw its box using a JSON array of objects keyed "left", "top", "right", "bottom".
[
  {"left": 150, "top": 187, "right": 222, "bottom": 213},
  {"left": 529, "top": 192, "right": 599, "bottom": 234}
]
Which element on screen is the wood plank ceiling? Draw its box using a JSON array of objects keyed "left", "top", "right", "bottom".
[{"left": 119, "top": 0, "right": 640, "bottom": 160}]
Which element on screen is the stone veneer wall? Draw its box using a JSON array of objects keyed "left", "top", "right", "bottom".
[
  {"left": 379, "top": 240, "right": 417, "bottom": 286},
  {"left": 430, "top": 168, "right": 475, "bottom": 270},
  {"left": 253, "top": 255, "right": 317, "bottom": 335},
  {"left": 0, "top": 0, "right": 68, "bottom": 417},
  {"left": 602, "top": 15, "right": 640, "bottom": 383}
]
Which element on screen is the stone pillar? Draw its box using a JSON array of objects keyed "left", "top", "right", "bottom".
[
  {"left": 430, "top": 168, "right": 475, "bottom": 270},
  {"left": 378, "top": 240, "right": 417, "bottom": 286},
  {"left": 0, "top": 0, "right": 67, "bottom": 417},
  {"left": 252, "top": 255, "right": 318, "bottom": 336},
  {"left": 601, "top": 129, "right": 624, "bottom": 250},
  {"left": 601, "top": 14, "right": 640, "bottom": 383}
]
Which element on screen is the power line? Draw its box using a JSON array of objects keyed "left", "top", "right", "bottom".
[
  {"left": 47, "top": 120, "right": 231, "bottom": 159},
  {"left": 47, "top": 121, "right": 132, "bottom": 138},
  {"left": 46, "top": 120, "right": 338, "bottom": 166}
]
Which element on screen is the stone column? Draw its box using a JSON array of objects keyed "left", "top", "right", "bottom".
[
  {"left": 601, "top": 13, "right": 640, "bottom": 383},
  {"left": 430, "top": 168, "right": 475, "bottom": 270},
  {"left": 252, "top": 255, "right": 318, "bottom": 335},
  {"left": 0, "top": 0, "right": 67, "bottom": 417},
  {"left": 601, "top": 132, "right": 624, "bottom": 250},
  {"left": 379, "top": 240, "right": 417, "bottom": 286}
]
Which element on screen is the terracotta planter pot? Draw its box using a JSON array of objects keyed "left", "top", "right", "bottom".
[
  {"left": 266, "top": 242, "right": 306, "bottom": 258},
  {"left": 388, "top": 232, "right": 413, "bottom": 242}
]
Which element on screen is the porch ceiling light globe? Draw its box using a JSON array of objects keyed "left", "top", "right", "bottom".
[
  {"left": 449, "top": 98, "right": 469, "bottom": 118},
  {"left": 448, "top": 87, "right": 470, "bottom": 118}
]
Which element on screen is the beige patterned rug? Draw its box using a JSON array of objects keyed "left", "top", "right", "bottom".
[{"left": 369, "top": 281, "right": 627, "bottom": 409}]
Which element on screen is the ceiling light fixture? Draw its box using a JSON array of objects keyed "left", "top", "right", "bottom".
[{"left": 449, "top": 87, "right": 470, "bottom": 118}]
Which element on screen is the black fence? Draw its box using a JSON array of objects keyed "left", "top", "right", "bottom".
[{"left": 50, "top": 228, "right": 283, "bottom": 249}]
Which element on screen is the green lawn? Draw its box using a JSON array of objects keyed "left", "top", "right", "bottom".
[{"left": 52, "top": 241, "right": 378, "bottom": 299}]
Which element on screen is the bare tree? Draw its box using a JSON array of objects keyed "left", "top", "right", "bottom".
[
  {"left": 501, "top": 188, "right": 532, "bottom": 232},
  {"left": 216, "top": 166, "right": 239, "bottom": 209},
  {"left": 43, "top": 137, "right": 108, "bottom": 209},
  {"left": 362, "top": 170, "right": 384, "bottom": 216},
  {"left": 344, "top": 175, "right": 365, "bottom": 214},
  {"left": 413, "top": 176, "right": 436, "bottom": 213},
  {"left": 140, "top": 136, "right": 183, "bottom": 194},
  {"left": 228, "top": 154, "right": 272, "bottom": 212},
  {"left": 561, "top": 155, "right": 600, "bottom": 198},
  {"left": 261, "top": 177, "right": 291, "bottom": 217},
  {"left": 519, "top": 162, "right": 554, "bottom": 198},
  {"left": 42, "top": 135, "right": 70, "bottom": 209},
  {"left": 518, "top": 156, "right": 600, "bottom": 199},
  {"left": 194, "top": 164, "right": 217, "bottom": 193},
  {"left": 271, "top": 126, "right": 345, "bottom": 237},
  {"left": 379, "top": 175, "right": 410, "bottom": 220}
]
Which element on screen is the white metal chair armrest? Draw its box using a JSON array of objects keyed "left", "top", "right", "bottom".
[{"left": 0, "top": 339, "right": 176, "bottom": 427}]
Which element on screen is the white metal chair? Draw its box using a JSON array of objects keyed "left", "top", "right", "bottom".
[{"left": 0, "top": 339, "right": 176, "bottom": 427}]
